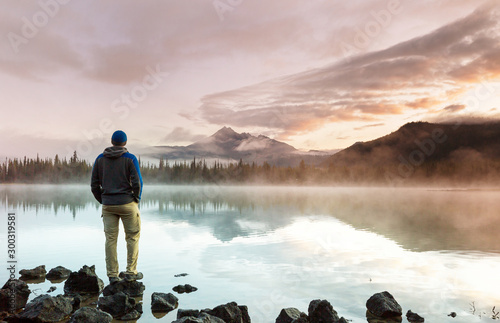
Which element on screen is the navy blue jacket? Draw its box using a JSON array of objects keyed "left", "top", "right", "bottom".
[{"left": 91, "top": 146, "right": 143, "bottom": 205}]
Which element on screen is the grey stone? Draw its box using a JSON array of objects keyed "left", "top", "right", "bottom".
[
  {"left": 308, "top": 299, "right": 339, "bottom": 323},
  {"left": 276, "top": 308, "right": 303, "bottom": 323},
  {"left": 15, "top": 294, "right": 72, "bottom": 322},
  {"left": 46, "top": 266, "right": 72, "bottom": 281},
  {"left": 19, "top": 265, "right": 46, "bottom": 280},
  {"left": 68, "top": 307, "right": 112, "bottom": 323},
  {"left": 151, "top": 292, "right": 178, "bottom": 313},
  {"left": 97, "top": 291, "right": 141, "bottom": 319},
  {"left": 0, "top": 279, "right": 31, "bottom": 313},
  {"left": 366, "top": 291, "right": 402, "bottom": 318},
  {"left": 63, "top": 265, "right": 104, "bottom": 296},
  {"left": 102, "top": 279, "right": 145, "bottom": 297}
]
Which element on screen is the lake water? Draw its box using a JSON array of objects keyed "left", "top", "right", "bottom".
[{"left": 1, "top": 184, "right": 500, "bottom": 322}]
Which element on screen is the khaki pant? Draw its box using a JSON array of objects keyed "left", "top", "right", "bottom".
[{"left": 102, "top": 201, "right": 141, "bottom": 278}]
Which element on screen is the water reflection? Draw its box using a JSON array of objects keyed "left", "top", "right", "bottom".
[
  {"left": 2, "top": 185, "right": 499, "bottom": 253},
  {"left": 1, "top": 184, "right": 499, "bottom": 322}
]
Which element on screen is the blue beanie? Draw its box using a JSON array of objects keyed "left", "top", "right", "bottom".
[{"left": 111, "top": 130, "right": 127, "bottom": 145}]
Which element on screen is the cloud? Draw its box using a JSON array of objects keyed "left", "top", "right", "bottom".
[
  {"left": 354, "top": 123, "right": 384, "bottom": 131},
  {"left": 198, "top": 3, "right": 500, "bottom": 138},
  {"left": 162, "top": 127, "right": 205, "bottom": 144},
  {"left": 443, "top": 104, "right": 466, "bottom": 113}
]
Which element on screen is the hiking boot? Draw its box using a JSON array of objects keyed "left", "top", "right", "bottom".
[
  {"left": 109, "top": 276, "right": 122, "bottom": 284},
  {"left": 119, "top": 271, "right": 144, "bottom": 281}
]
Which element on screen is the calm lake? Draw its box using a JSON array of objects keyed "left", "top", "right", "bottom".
[{"left": 1, "top": 184, "right": 500, "bottom": 322}]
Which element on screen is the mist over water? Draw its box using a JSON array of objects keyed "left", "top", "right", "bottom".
[{"left": 1, "top": 184, "right": 499, "bottom": 322}]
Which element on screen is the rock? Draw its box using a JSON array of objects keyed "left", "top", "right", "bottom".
[
  {"left": 46, "top": 266, "right": 72, "bottom": 281},
  {"left": 120, "top": 309, "right": 142, "bottom": 321},
  {"left": 151, "top": 292, "right": 178, "bottom": 313},
  {"left": 366, "top": 291, "right": 402, "bottom": 318},
  {"left": 0, "top": 279, "right": 31, "bottom": 313},
  {"left": 175, "top": 273, "right": 189, "bottom": 277},
  {"left": 173, "top": 312, "right": 225, "bottom": 323},
  {"left": 338, "top": 318, "right": 348, "bottom": 323},
  {"left": 173, "top": 284, "right": 198, "bottom": 294},
  {"left": 14, "top": 294, "right": 73, "bottom": 322},
  {"left": 47, "top": 287, "right": 56, "bottom": 293},
  {"left": 178, "top": 309, "right": 201, "bottom": 319},
  {"left": 19, "top": 265, "right": 46, "bottom": 280},
  {"left": 406, "top": 310, "right": 424, "bottom": 322},
  {"left": 308, "top": 299, "right": 340, "bottom": 323},
  {"left": 102, "top": 279, "right": 145, "bottom": 297},
  {"left": 97, "top": 291, "right": 142, "bottom": 320},
  {"left": 207, "top": 302, "right": 250, "bottom": 323},
  {"left": 63, "top": 265, "right": 104, "bottom": 296},
  {"left": 290, "top": 312, "right": 309, "bottom": 323},
  {"left": 68, "top": 307, "right": 112, "bottom": 323},
  {"left": 448, "top": 312, "right": 457, "bottom": 318},
  {"left": 276, "top": 308, "right": 303, "bottom": 323}
]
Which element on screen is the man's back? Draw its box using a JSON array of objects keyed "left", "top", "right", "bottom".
[{"left": 91, "top": 146, "right": 142, "bottom": 205}]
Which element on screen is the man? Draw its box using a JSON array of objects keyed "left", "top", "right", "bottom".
[{"left": 91, "top": 130, "right": 143, "bottom": 284}]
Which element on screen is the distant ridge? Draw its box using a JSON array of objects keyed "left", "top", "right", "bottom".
[
  {"left": 324, "top": 121, "right": 500, "bottom": 183},
  {"left": 149, "top": 127, "right": 335, "bottom": 167}
]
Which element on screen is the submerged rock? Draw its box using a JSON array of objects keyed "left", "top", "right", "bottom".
[
  {"left": 68, "top": 307, "right": 112, "bottom": 323},
  {"left": 102, "top": 279, "right": 145, "bottom": 297},
  {"left": 276, "top": 307, "right": 303, "bottom": 323},
  {"left": 308, "top": 299, "right": 340, "bottom": 323},
  {"left": 14, "top": 294, "right": 73, "bottom": 322},
  {"left": 406, "top": 310, "right": 424, "bottom": 322},
  {"left": 63, "top": 265, "right": 104, "bottom": 296},
  {"left": 366, "top": 291, "right": 402, "bottom": 318},
  {"left": 46, "top": 266, "right": 72, "bottom": 281},
  {"left": 151, "top": 292, "right": 178, "bottom": 313},
  {"left": 0, "top": 279, "right": 31, "bottom": 313},
  {"left": 19, "top": 265, "right": 46, "bottom": 280},
  {"left": 173, "top": 284, "right": 198, "bottom": 294},
  {"left": 97, "top": 291, "right": 142, "bottom": 320}
]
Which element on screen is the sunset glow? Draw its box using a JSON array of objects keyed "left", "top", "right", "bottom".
[{"left": 1, "top": 0, "right": 499, "bottom": 159}]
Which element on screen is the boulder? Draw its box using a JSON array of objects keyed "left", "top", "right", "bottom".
[
  {"left": 68, "top": 307, "right": 112, "bottom": 323},
  {"left": 173, "top": 312, "right": 225, "bottom": 323},
  {"left": 308, "top": 299, "right": 339, "bottom": 323},
  {"left": 172, "top": 313, "right": 210, "bottom": 323},
  {"left": 0, "top": 279, "right": 31, "bottom": 313},
  {"left": 406, "top": 310, "right": 424, "bottom": 322},
  {"left": 291, "top": 313, "right": 309, "bottom": 323},
  {"left": 207, "top": 302, "right": 250, "bottom": 323},
  {"left": 276, "top": 308, "right": 303, "bottom": 323},
  {"left": 173, "top": 284, "right": 198, "bottom": 294},
  {"left": 366, "top": 291, "right": 402, "bottom": 318},
  {"left": 63, "top": 265, "right": 104, "bottom": 296},
  {"left": 46, "top": 266, "right": 72, "bottom": 281},
  {"left": 14, "top": 294, "right": 73, "bottom": 322},
  {"left": 19, "top": 265, "right": 46, "bottom": 280},
  {"left": 97, "top": 291, "right": 142, "bottom": 320},
  {"left": 178, "top": 309, "right": 201, "bottom": 319},
  {"left": 151, "top": 292, "right": 178, "bottom": 313},
  {"left": 102, "top": 279, "right": 145, "bottom": 297}
]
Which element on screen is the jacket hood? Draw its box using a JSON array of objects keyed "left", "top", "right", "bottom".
[{"left": 103, "top": 146, "right": 128, "bottom": 159}]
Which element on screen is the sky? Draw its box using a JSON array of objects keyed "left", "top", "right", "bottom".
[{"left": 1, "top": 0, "right": 500, "bottom": 160}]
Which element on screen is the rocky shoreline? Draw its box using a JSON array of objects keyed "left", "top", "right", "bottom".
[{"left": 0, "top": 264, "right": 429, "bottom": 322}]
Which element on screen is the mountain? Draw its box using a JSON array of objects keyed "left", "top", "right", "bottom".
[
  {"left": 324, "top": 121, "right": 500, "bottom": 183},
  {"left": 149, "top": 127, "right": 336, "bottom": 167}
]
